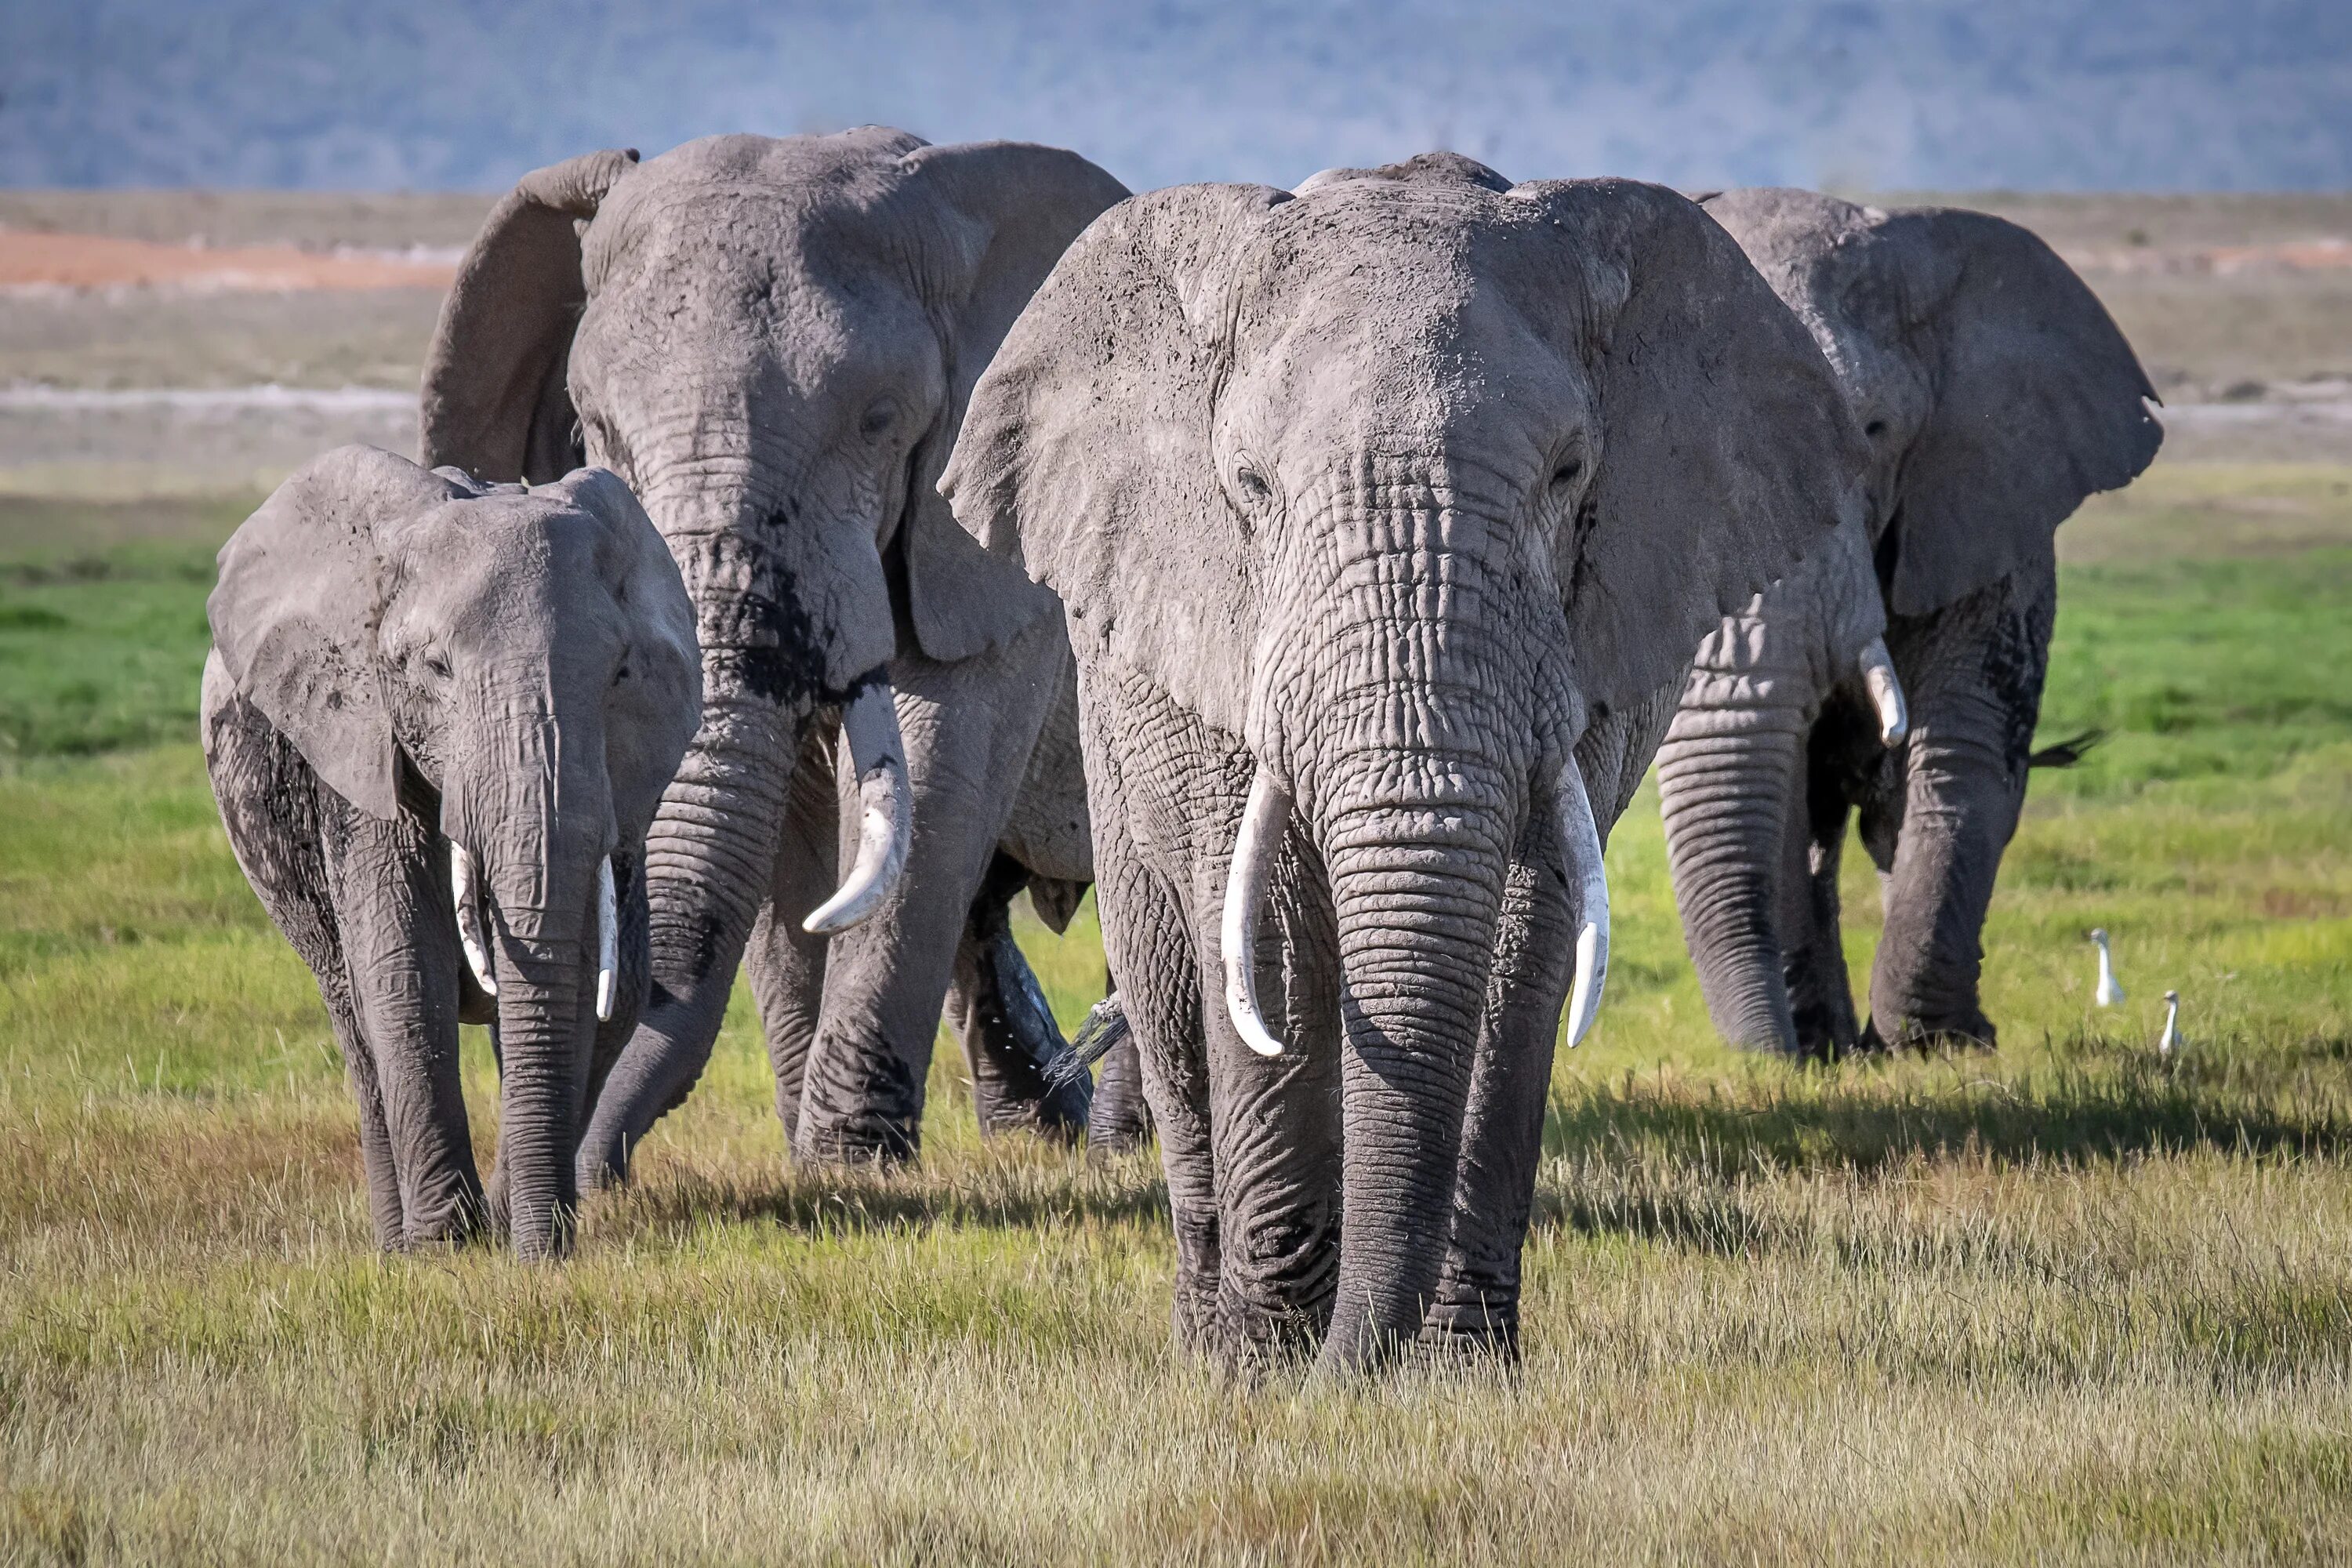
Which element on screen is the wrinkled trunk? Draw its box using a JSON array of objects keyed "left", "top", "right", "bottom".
[
  {"left": 492, "top": 936, "right": 592, "bottom": 1261},
  {"left": 579, "top": 676, "right": 800, "bottom": 1179},
  {"left": 1261, "top": 511, "right": 1532, "bottom": 1373},
  {"left": 1656, "top": 705, "right": 1808, "bottom": 1056},
  {"left": 459, "top": 716, "right": 606, "bottom": 1262},
  {"left": 1318, "top": 803, "right": 1510, "bottom": 1374}
]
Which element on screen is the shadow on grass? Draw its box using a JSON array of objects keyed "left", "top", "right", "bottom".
[
  {"left": 1545, "top": 1047, "right": 2352, "bottom": 1178},
  {"left": 1536, "top": 1038, "right": 2352, "bottom": 1260}
]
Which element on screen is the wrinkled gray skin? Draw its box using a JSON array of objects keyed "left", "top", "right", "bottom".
[
  {"left": 420, "top": 130, "right": 1123, "bottom": 1174},
  {"left": 945, "top": 155, "right": 1868, "bottom": 1373},
  {"left": 201, "top": 447, "right": 701, "bottom": 1259},
  {"left": 1657, "top": 189, "right": 2162, "bottom": 1058}
]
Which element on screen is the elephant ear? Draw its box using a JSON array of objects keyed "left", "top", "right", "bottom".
[
  {"left": 941, "top": 183, "right": 1288, "bottom": 737},
  {"left": 1515, "top": 178, "right": 1873, "bottom": 712},
  {"left": 419, "top": 149, "right": 640, "bottom": 484},
  {"left": 208, "top": 445, "right": 468, "bottom": 819},
  {"left": 1878, "top": 208, "right": 2161, "bottom": 616},
  {"left": 544, "top": 467, "right": 703, "bottom": 845},
  {"left": 888, "top": 141, "right": 1133, "bottom": 664}
]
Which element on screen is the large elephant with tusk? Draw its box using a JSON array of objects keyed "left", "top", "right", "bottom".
[
  {"left": 420, "top": 129, "right": 1126, "bottom": 1175},
  {"left": 202, "top": 448, "right": 702, "bottom": 1260},
  {"left": 943, "top": 155, "right": 1869, "bottom": 1373},
  {"left": 1655, "top": 188, "right": 2162, "bottom": 1058}
]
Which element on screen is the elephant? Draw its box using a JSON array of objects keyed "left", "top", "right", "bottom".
[
  {"left": 201, "top": 446, "right": 701, "bottom": 1259},
  {"left": 1654, "top": 188, "right": 2162, "bottom": 1058},
  {"left": 418, "top": 129, "right": 1126, "bottom": 1176},
  {"left": 942, "top": 154, "right": 1871, "bottom": 1373}
]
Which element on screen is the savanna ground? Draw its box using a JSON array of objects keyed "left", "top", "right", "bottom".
[{"left": 2, "top": 192, "right": 2350, "bottom": 1564}]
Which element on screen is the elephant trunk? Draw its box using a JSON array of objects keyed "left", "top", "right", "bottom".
[
  {"left": 583, "top": 675, "right": 801, "bottom": 1173},
  {"left": 453, "top": 711, "right": 608, "bottom": 1261},
  {"left": 574, "top": 432, "right": 909, "bottom": 1185},
  {"left": 1254, "top": 517, "right": 1538, "bottom": 1371},
  {"left": 1316, "top": 783, "right": 1513, "bottom": 1373},
  {"left": 1656, "top": 702, "right": 1807, "bottom": 1055}
]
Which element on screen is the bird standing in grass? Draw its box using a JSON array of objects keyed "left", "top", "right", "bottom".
[
  {"left": 2158, "top": 990, "right": 2183, "bottom": 1058},
  {"left": 2090, "top": 927, "right": 2126, "bottom": 1007}
]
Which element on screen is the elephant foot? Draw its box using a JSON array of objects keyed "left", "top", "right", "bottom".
[
  {"left": 1083, "top": 1033, "right": 1153, "bottom": 1161},
  {"left": 406, "top": 1180, "right": 492, "bottom": 1250},
  {"left": 1785, "top": 956, "right": 1862, "bottom": 1061},
  {"left": 1417, "top": 1305, "right": 1522, "bottom": 1369},
  {"left": 1861, "top": 1011, "right": 1998, "bottom": 1054},
  {"left": 792, "top": 1110, "right": 921, "bottom": 1169}
]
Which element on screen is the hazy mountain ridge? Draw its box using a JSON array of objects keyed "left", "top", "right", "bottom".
[{"left": 2, "top": 0, "right": 2347, "bottom": 193}]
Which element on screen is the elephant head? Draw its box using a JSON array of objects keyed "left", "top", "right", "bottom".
[
  {"left": 1657, "top": 189, "right": 2162, "bottom": 1056},
  {"left": 419, "top": 131, "right": 1128, "bottom": 1143},
  {"left": 209, "top": 445, "right": 700, "bottom": 1257},
  {"left": 946, "top": 158, "right": 1868, "bottom": 1370}
]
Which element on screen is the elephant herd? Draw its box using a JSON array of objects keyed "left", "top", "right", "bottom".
[{"left": 199, "top": 128, "right": 2160, "bottom": 1374}]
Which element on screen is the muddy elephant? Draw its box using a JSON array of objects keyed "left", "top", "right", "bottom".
[
  {"left": 943, "top": 155, "right": 1869, "bottom": 1372},
  {"left": 1655, "top": 188, "right": 2162, "bottom": 1058},
  {"left": 202, "top": 448, "right": 701, "bottom": 1259},
  {"left": 419, "top": 129, "right": 1125, "bottom": 1175}
]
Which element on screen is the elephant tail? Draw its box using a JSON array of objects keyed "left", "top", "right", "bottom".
[
  {"left": 1043, "top": 993, "right": 1130, "bottom": 1091},
  {"left": 2029, "top": 728, "right": 2107, "bottom": 768}
]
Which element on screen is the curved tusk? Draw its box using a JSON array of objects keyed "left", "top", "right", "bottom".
[
  {"left": 450, "top": 840, "right": 497, "bottom": 996},
  {"left": 1555, "top": 756, "right": 1610, "bottom": 1047},
  {"left": 594, "top": 856, "right": 619, "bottom": 1022},
  {"left": 1220, "top": 766, "right": 1289, "bottom": 1058},
  {"left": 803, "top": 680, "right": 913, "bottom": 936},
  {"left": 1858, "top": 636, "right": 1908, "bottom": 747}
]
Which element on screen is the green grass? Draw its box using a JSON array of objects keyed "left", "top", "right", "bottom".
[{"left": 4, "top": 463, "right": 2351, "bottom": 1563}]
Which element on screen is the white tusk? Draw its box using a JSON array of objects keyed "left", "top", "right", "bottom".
[
  {"left": 803, "top": 681, "right": 913, "bottom": 936},
  {"left": 1555, "top": 756, "right": 1610, "bottom": 1047},
  {"left": 1220, "top": 766, "right": 1289, "bottom": 1058},
  {"left": 1858, "top": 636, "right": 1908, "bottom": 747},
  {"left": 594, "top": 856, "right": 619, "bottom": 1022},
  {"left": 450, "top": 840, "right": 497, "bottom": 996}
]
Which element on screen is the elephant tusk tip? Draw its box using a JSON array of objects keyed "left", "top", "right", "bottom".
[
  {"left": 594, "top": 969, "right": 615, "bottom": 1022},
  {"left": 1563, "top": 919, "right": 1606, "bottom": 1047},
  {"left": 1228, "top": 993, "right": 1284, "bottom": 1058}
]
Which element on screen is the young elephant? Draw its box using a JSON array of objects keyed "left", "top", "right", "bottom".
[
  {"left": 202, "top": 447, "right": 700, "bottom": 1259},
  {"left": 1657, "top": 189, "right": 2161, "bottom": 1058},
  {"left": 944, "top": 155, "right": 1868, "bottom": 1372}
]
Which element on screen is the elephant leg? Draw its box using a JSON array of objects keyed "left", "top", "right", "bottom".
[
  {"left": 1422, "top": 818, "right": 1572, "bottom": 1362},
  {"left": 1094, "top": 816, "right": 1222, "bottom": 1352},
  {"left": 325, "top": 990, "right": 406, "bottom": 1249},
  {"left": 1781, "top": 713, "right": 1863, "bottom": 1057},
  {"left": 325, "top": 813, "right": 484, "bottom": 1246},
  {"left": 793, "top": 620, "right": 1066, "bottom": 1164},
  {"left": 1203, "top": 815, "right": 1343, "bottom": 1369},
  {"left": 743, "top": 728, "right": 842, "bottom": 1145},
  {"left": 1865, "top": 573, "right": 2053, "bottom": 1051},
  {"left": 944, "top": 853, "right": 1092, "bottom": 1142}
]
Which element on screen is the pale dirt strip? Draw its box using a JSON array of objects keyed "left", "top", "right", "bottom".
[{"left": 0, "top": 230, "right": 456, "bottom": 292}]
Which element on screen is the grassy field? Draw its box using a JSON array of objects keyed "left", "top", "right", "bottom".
[{"left": 2, "top": 459, "right": 2350, "bottom": 1563}]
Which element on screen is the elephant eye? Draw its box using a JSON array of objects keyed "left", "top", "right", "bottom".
[
  {"left": 423, "top": 653, "right": 452, "bottom": 681},
  {"left": 1549, "top": 457, "right": 1584, "bottom": 492},
  {"left": 1864, "top": 419, "right": 1889, "bottom": 438},
  {"left": 858, "top": 398, "right": 898, "bottom": 441},
  {"left": 1235, "top": 466, "right": 1271, "bottom": 503}
]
